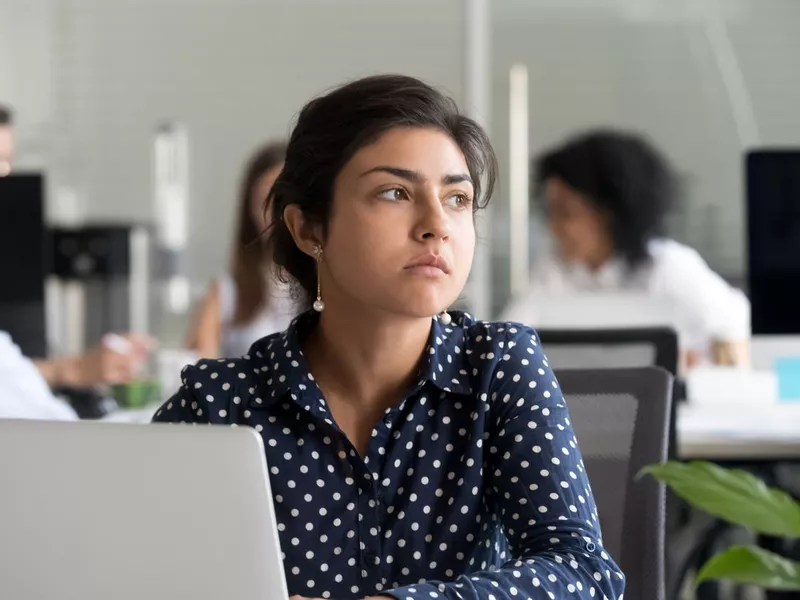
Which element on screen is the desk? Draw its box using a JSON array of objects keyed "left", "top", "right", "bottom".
[
  {"left": 677, "top": 404, "right": 800, "bottom": 460},
  {"left": 101, "top": 405, "right": 159, "bottom": 423},
  {"left": 677, "top": 367, "right": 800, "bottom": 460}
]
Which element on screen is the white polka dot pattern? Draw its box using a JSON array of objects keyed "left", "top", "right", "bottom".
[{"left": 153, "top": 311, "right": 625, "bottom": 599}]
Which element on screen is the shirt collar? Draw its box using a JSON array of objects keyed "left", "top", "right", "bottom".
[
  {"left": 247, "top": 310, "right": 475, "bottom": 414},
  {"left": 417, "top": 312, "right": 475, "bottom": 396},
  {"left": 563, "top": 254, "right": 627, "bottom": 288}
]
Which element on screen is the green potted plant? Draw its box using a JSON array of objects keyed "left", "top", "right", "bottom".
[{"left": 640, "top": 461, "right": 800, "bottom": 591}]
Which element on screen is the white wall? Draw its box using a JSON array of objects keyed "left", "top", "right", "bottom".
[
  {"left": 0, "top": 0, "right": 56, "bottom": 164},
  {"left": 10, "top": 0, "right": 800, "bottom": 322},
  {"left": 5, "top": 0, "right": 466, "bottom": 288},
  {"left": 490, "top": 0, "right": 800, "bottom": 311}
]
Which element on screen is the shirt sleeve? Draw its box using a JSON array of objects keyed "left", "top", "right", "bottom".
[
  {"left": 151, "top": 363, "right": 213, "bottom": 424},
  {"left": 0, "top": 332, "right": 78, "bottom": 421},
  {"left": 386, "top": 325, "right": 625, "bottom": 600},
  {"left": 653, "top": 242, "right": 750, "bottom": 345}
]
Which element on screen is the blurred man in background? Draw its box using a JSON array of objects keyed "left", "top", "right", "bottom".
[
  {"left": 0, "top": 104, "right": 13, "bottom": 177},
  {"left": 0, "top": 332, "right": 152, "bottom": 420},
  {"left": 0, "top": 102, "right": 155, "bottom": 419}
]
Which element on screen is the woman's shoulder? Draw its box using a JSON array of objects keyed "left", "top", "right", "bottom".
[
  {"left": 447, "top": 312, "right": 541, "bottom": 361},
  {"left": 646, "top": 238, "right": 732, "bottom": 288},
  {"left": 451, "top": 310, "right": 534, "bottom": 331},
  {"left": 647, "top": 238, "right": 708, "bottom": 268},
  {"left": 177, "top": 356, "right": 263, "bottom": 415},
  {"left": 442, "top": 314, "right": 555, "bottom": 409},
  {"left": 177, "top": 332, "right": 286, "bottom": 403}
]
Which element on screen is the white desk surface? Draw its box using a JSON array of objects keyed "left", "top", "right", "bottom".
[
  {"left": 677, "top": 366, "right": 800, "bottom": 460},
  {"left": 102, "top": 405, "right": 159, "bottom": 423},
  {"left": 677, "top": 403, "right": 800, "bottom": 460}
]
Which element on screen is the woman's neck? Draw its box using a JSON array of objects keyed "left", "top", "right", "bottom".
[{"left": 303, "top": 305, "right": 432, "bottom": 410}]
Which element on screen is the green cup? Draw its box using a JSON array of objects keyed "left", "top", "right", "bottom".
[{"left": 112, "top": 380, "right": 161, "bottom": 409}]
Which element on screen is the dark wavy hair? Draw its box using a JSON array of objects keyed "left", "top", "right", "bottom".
[
  {"left": 534, "top": 129, "right": 679, "bottom": 268},
  {"left": 268, "top": 74, "right": 498, "bottom": 308},
  {"left": 230, "top": 141, "right": 286, "bottom": 324}
]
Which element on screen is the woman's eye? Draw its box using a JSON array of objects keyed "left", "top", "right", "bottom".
[
  {"left": 445, "top": 193, "right": 472, "bottom": 208},
  {"left": 378, "top": 187, "right": 408, "bottom": 201}
]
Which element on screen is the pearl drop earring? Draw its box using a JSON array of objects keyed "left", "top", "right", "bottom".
[
  {"left": 439, "top": 310, "right": 452, "bottom": 325},
  {"left": 312, "top": 245, "right": 325, "bottom": 312}
]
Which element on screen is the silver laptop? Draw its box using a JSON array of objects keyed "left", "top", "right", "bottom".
[{"left": 0, "top": 420, "right": 288, "bottom": 600}]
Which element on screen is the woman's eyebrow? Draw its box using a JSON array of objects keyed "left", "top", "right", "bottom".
[{"left": 360, "top": 166, "right": 473, "bottom": 186}]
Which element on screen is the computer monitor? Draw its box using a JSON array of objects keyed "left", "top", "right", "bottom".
[
  {"left": 747, "top": 149, "right": 800, "bottom": 335},
  {"left": 0, "top": 173, "right": 47, "bottom": 356},
  {"left": 0, "top": 420, "right": 288, "bottom": 600}
]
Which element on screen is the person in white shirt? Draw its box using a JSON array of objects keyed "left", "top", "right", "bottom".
[
  {"left": 186, "top": 142, "right": 296, "bottom": 358},
  {"left": 0, "top": 331, "right": 152, "bottom": 420},
  {"left": 502, "top": 129, "right": 749, "bottom": 367}
]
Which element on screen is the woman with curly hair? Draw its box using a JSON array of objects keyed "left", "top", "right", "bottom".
[{"left": 503, "top": 129, "right": 749, "bottom": 367}]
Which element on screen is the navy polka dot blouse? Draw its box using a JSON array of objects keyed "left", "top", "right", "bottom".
[{"left": 153, "top": 311, "right": 624, "bottom": 599}]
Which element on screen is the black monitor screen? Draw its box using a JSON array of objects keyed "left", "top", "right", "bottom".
[
  {"left": 0, "top": 174, "right": 47, "bottom": 356},
  {"left": 747, "top": 150, "right": 800, "bottom": 334}
]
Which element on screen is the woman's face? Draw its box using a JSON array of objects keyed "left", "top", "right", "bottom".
[
  {"left": 250, "top": 165, "right": 283, "bottom": 232},
  {"left": 320, "top": 127, "right": 476, "bottom": 319},
  {"left": 544, "top": 176, "right": 612, "bottom": 268}
]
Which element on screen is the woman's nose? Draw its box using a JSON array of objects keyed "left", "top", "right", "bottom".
[{"left": 413, "top": 197, "right": 451, "bottom": 242}]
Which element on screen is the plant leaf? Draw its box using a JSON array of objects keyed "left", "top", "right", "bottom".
[
  {"left": 639, "top": 461, "right": 800, "bottom": 537},
  {"left": 697, "top": 546, "right": 800, "bottom": 591}
]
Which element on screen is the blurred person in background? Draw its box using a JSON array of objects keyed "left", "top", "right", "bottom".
[
  {"left": 0, "top": 102, "right": 154, "bottom": 417},
  {"left": 0, "top": 105, "right": 153, "bottom": 420},
  {"left": 0, "top": 332, "right": 152, "bottom": 420},
  {"left": 502, "top": 129, "right": 749, "bottom": 367},
  {"left": 185, "top": 142, "right": 296, "bottom": 358},
  {"left": 0, "top": 104, "right": 14, "bottom": 176}
]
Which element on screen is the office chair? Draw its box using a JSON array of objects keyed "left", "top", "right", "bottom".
[
  {"left": 557, "top": 367, "right": 673, "bottom": 600},
  {"left": 538, "top": 327, "right": 680, "bottom": 457},
  {"left": 537, "top": 327, "right": 679, "bottom": 374}
]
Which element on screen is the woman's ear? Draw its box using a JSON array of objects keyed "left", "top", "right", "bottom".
[{"left": 282, "top": 204, "right": 323, "bottom": 256}]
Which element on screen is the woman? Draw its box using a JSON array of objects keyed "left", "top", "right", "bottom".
[
  {"left": 154, "top": 75, "right": 624, "bottom": 600},
  {"left": 503, "top": 129, "right": 749, "bottom": 367},
  {"left": 186, "top": 142, "right": 295, "bottom": 358}
]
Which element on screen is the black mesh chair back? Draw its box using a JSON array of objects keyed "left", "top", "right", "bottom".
[
  {"left": 539, "top": 327, "right": 680, "bottom": 458},
  {"left": 557, "top": 367, "right": 673, "bottom": 600},
  {"left": 538, "top": 327, "right": 679, "bottom": 374}
]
